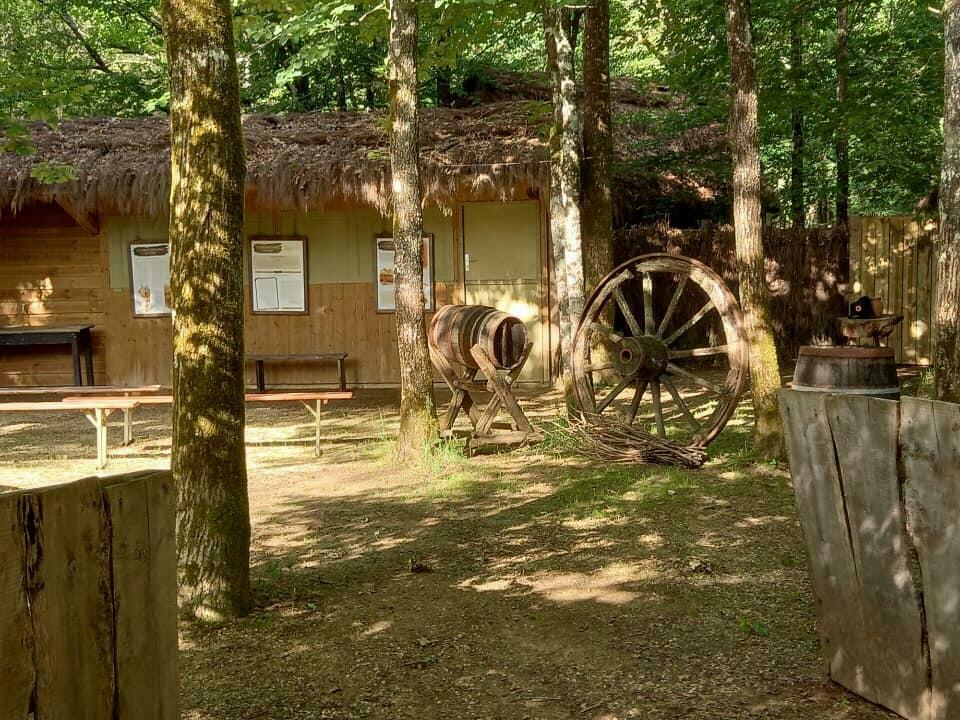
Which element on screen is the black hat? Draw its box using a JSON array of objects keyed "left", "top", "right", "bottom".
[{"left": 848, "top": 296, "right": 875, "bottom": 319}]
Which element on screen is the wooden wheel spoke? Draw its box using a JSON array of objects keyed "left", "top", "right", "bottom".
[
  {"left": 583, "top": 361, "right": 615, "bottom": 373},
  {"left": 596, "top": 374, "right": 634, "bottom": 413},
  {"left": 651, "top": 380, "right": 666, "bottom": 438},
  {"left": 613, "top": 286, "right": 643, "bottom": 337},
  {"left": 657, "top": 275, "right": 688, "bottom": 338},
  {"left": 663, "top": 301, "right": 714, "bottom": 347},
  {"left": 642, "top": 272, "right": 655, "bottom": 335},
  {"left": 669, "top": 344, "right": 730, "bottom": 360},
  {"left": 626, "top": 379, "right": 649, "bottom": 425},
  {"left": 663, "top": 377, "right": 701, "bottom": 431},
  {"left": 590, "top": 322, "right": 623, "bottom": 345},
  {"left": 666, "top": 362, "right": 724, "bottom": 395}
]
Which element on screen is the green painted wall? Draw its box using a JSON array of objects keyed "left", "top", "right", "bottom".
[{"left": 106, "top": 208, "right": 456, "bottom": 290}]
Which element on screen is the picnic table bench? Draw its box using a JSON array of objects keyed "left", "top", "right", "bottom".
[
  {"left": 247, "top": 353, "right": 348, "bottom": 392},
  {"left": 0, "top": 389, "right": 353, "bottom": 469}
]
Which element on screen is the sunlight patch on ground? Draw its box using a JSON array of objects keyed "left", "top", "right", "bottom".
[{"left": 516, "top": 561, "right": 659, "bottom": 605}]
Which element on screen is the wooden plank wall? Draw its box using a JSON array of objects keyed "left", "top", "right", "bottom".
[
  {"left": 849, "top": 216, "right": 936, "bottom": 365},
  {"left": 0, "top": 471, "right": 177, "bottom": 720},
  {"left": 0, "top": 204, "right": 108, "bottom": 385},
  {"left": 779, "top": 390, "right": 960, "bottom": 720}
]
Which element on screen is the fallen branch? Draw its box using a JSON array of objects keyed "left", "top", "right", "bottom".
[{"left": 553, "top": 414, "right": 707, "bottom": 469}]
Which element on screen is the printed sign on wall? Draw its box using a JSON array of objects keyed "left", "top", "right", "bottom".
[
  {"left": 375, "top": 235, "right": 433, "bottom": 312},
  {"left": 250, "top": 236, "right": 308, "bottom": 313},
  {"left": 129, "top": 242, "right": 172, "bottom": 317}
]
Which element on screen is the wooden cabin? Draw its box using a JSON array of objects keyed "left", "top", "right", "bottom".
[
  {"left": 0, "top": 107, "right": 558, "bottom": 388},
  {"left": 0, "top": 95, "right": 729, "bottom": 389}
]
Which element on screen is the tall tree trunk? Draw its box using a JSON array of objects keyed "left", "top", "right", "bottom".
[
  {"left": 388, "top": 0, "right": 438, "bottom": 459},
  {"left": 724, "top": 0, "right": 785, "bottom": 459},
  {"left": 581, "top": 0, "right": 614, "bottom": 297},
  {"left": 789, "top": 7, "right": 805, "bottom": 228},
  {"left": 333, "top": 49, "right": 348, "bottom": 111},
  {"left": 543, "top": 1, "right": 587, "bottom": 411},
  {"left": 161, "top": 0, "right": 251, "bottom": 620},
  {"left": 936, "top": 0, "right": 960, "bottom": 402},
  {"left": 835, "top": 0, "right": 850, "bottom": 228}
]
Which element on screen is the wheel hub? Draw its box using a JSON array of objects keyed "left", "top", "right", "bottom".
[{"left": 613, "top": 335, "right": 669, "bottom": 378}]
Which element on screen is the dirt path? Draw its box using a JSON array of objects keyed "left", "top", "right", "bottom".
[{"left": 0, "top": 388, "right": 897, "bottom": 719}]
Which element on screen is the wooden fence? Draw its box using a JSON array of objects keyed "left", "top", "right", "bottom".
[
  {"left": 0, "top": 471, "right": 177, "bottom": 720},
  {"left": 780, "top": 390, "right": 960, "bottom": 720},
  {"left": 849, "top": 216, "right": 937, "bottom": 365}
]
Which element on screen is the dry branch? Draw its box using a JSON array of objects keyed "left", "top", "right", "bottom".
[{"left": 555, "top": 414, "right": 707, "bottom": 469}]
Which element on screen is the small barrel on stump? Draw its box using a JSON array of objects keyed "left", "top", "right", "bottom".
[
  {"left": 429, "top": 304, "right": 528, "bottom": 370},
  {"left": 793, "top": 346, "right": 900, "bottom": 399}
]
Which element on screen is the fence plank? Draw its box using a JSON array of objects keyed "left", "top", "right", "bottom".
[
  {"left": 826, "top": 395, "right": 930, "bottom": 719},
  {"left": 902, "top": 397, "right": 960, "bottom": 719},
  {"left": 104, "top": 471, "right": 178, "bottom": 720},
  {"left": 850, "top": 217, "right": 863, "bottom": 297},
  {"left": 889, "top": 217, "right": 904, "bottom": 359},
  {"left": 778, "top": 390, "right": 873, "bottom": 699},
  {"left": 0, "top": 491, "right": 34, "bottom": 719},
  {"left": 916, "top": 230, "right": 934, "bottom": 364},
  {"left": 25, "top": 476, "right": 116, "bottom": 720}
]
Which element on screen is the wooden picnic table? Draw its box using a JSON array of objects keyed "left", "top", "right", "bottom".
[{"left": 0, "top": 324, "right": 95, "bottom": 386}]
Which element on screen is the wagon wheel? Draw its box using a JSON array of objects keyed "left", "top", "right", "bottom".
[{"left": 571, "top": 253, "right": 749, "bottom": 448}]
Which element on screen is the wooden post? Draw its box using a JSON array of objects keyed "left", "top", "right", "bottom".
[
  {"left": 123, "top": 408, "right": 134, "bottom": 446},
  {"left": 0, "top": 472, "right": 178, "bottom": 719}
]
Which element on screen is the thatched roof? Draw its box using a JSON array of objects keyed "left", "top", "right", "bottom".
[
  {"left": 1, "top": 103, "right": 554, "bottom": 218},
  {"left": 0, "top": 82, "right": 729, "bottom": 221}
]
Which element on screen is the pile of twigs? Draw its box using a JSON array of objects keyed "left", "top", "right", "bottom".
[{"left": 555, "top": 414, "right": 707, "bottom": 469}]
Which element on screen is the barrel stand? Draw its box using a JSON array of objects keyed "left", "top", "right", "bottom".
[{"left": 432, "top": 341, "right": 539, "bottom": 454}]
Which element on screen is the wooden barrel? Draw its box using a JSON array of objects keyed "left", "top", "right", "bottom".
[
  {"left": 793, "top": 346, "right": 900, "bottom": 398},
  {"left": 429, "top": 305, "right": 527, "bottom": 370}
]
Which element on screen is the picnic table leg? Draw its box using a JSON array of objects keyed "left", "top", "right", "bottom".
[
  {"left": 123, "top": 408, "right": 133, "bottom": 446},
  {"left": 86, "top": 408, "right": 109, "bottom": 469},
  {"left": 315, "top": 399, "right": 323, "bottom": 457},
  {"left": 71, "top": 337, "right": 82, "bottom": 386},
  {"left": 338, "top": 358, "right": 346, "bottom": 391}
]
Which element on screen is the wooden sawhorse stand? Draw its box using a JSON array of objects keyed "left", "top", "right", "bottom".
[{"left": 431, "top": 342, "right": 539, "bottom": 454}]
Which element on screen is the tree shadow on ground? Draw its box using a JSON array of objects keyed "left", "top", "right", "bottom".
[{"left": 179, "top": 399, "right": 894, "bottom": 720}]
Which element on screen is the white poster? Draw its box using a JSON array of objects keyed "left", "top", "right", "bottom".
[
  {"left": 376, "top": 236, "right": 433, "bottom": 312},
  {"left": 250, "top": 238, "right": 307, "bottom": 313},
  {"left": 130, "top": 242, "right": 171, "bottom": 317}
]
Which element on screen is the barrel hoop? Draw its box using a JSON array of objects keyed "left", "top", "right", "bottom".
[
  {"left": 790, "top": 384, "right": 901, "bottom": 396},
  {"left": 797, "top": 346, "right": 895, "bottom": 359}
]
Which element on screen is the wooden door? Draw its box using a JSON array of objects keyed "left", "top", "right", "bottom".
[{"left": 462, "top": 201, "right": 548, "bottom": 383}]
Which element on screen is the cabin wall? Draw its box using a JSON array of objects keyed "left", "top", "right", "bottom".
[
  {"left": 0, "top": 205, "right": 108, "bottom": 386},
  {"left": 0, "top": 196, "right": 550, "bottom": 389},
  {"left": 102, "top": 206, "right": 462, "bottom": 387}
]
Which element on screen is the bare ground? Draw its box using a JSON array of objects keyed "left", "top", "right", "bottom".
[{"left": 0, "top": 384, "right": 906, "bottom": 720}]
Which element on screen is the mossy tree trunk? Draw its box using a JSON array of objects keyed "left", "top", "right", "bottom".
[
  {"left": 543, "top": 0, "right": 587, "bottom": 412},
  {"left": 936, "top": 0, "right": 960, "bottom": 403},
  {"left": 581, "top": 0, "right": 615, "bottom": 376},
  {"left": 389, "top": 0, "right": 438, "bottom": 459},
  {"left": 724, "top": 0, "right": 785, "bottom": 460},
  {"left": 161, "top": 0, "right": 251, "bottom": 620}
]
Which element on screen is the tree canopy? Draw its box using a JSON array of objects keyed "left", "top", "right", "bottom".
[{"left": 0, "top": 0, "right": 946, "bottom": 218}]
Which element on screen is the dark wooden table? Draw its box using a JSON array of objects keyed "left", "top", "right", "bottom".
[{"left": 0, "top": 324, "right": 95, "bottom": 386}]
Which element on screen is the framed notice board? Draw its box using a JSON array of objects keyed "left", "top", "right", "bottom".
[
  {"left": 129, "top": 242, "right": 172, "bottom": 317},
  {"left": 375, "top": 234, "right": 434, "bottom": 312},
  {"left": 249, "top": 236, "right": 308, "bottom": 314}
]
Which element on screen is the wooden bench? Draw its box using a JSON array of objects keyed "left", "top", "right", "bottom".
[
  {"left": 58, "top": 390, "right": 354, "bottom": 466},
  {"left": 246, "top": 353, "right": 348, "bottom": 392},
  {"left": 0, "top": 385, "right": 163, "bottom": 398}
]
